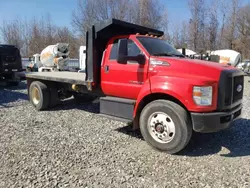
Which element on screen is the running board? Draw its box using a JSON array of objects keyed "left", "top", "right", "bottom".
[
  {"left": 98, "top": 114, "right": 132, "bottom": 123},
  {"left": 100, "top": 96, "right": 136, "bottom": 120}
]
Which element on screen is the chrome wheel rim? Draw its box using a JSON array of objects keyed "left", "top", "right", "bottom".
[
  {"left": 31, "top": 87, "right": 40, "bottom": 105},
  {"left": 147, "top": 112, "right": 176, "bottom": 143}
]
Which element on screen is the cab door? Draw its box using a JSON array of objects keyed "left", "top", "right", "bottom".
[{"left": 101, "top": 37, "right": 149, "bottom": 99}]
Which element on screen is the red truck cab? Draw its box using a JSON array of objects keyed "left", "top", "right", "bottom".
[
  {"left": 26, "top": 19, "right": 244, "bottom": 154},
  {"left": 101, "top": 33, "right": 243, "bottom": 123},
  {"left": 99, "top": 32, "right": 243, "bottom": 153}
]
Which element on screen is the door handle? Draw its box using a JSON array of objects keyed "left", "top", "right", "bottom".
[
  {"left": 104, "top": 65, "right": 109, "bottom": 73},
  {"left": 129, "top": 80, "right": 144, "bottom": 85}
]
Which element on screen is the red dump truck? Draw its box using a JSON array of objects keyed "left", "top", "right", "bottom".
[{"left": 26, "top": 19, "right": 244, "bottom": 154}]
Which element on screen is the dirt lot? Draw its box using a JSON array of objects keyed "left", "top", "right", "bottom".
[{"left": 0, "top": 77, "right": 250, "bottom": 188}]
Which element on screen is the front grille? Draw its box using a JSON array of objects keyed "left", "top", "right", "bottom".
[
  {"left": 1, "top": 55, "right": 22, "bottom": 71},
  {"left": 224, "top": 77, "right": 233, "bottom": 105},
  {"left": 233, "top": 76, "right": 244, "bottom": 103},
  {"left": 4, "top": 56, "right": 16, "bottom": 62},
  {"left": 217, "top": 70, "right": 244, "bottom": 110}
]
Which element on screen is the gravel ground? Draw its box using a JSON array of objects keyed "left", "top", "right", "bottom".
[{"left": 0, "top": 77, "right": 250, "bottom": 188}]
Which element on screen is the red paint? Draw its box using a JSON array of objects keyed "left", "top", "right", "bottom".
[
  {"left": 101, "top": 35, "right": 150, "bottom": 99},
  {"left": 100, "top": 34, "right": 238, "bottom": 117}
]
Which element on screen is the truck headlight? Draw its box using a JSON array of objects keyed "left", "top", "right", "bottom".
[{"left": 193, "top": 86, "right": 213, "bottom": 106}]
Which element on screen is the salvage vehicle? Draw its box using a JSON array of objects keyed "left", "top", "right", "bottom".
[
  {"left": 210, "top": 49, "right": 242, "bottom": 66},
  {"left": 25, "top": 19, "right": 244, "bottom": 154},
  {"left": 26, "top": 43, "right": 69, "bottom": 72},
  {"left": 237, "top": 59, "right": 250, "bottom": 74},
  {"left": 0, "top": 44, "right": 23, "bottom": 85},
  {"left": 26, "top": 44, "right": 86, "bottom": 73}
]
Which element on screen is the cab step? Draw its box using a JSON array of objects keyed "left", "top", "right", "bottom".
[{"left": 100, "top": 96, "right": 136, "bottom": 120}]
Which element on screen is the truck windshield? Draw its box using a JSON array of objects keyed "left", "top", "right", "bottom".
[{"left": 136, "top": 37, "right": 184, "bottom": 57}]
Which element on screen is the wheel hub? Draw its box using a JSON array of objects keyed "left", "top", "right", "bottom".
[
  {"left": 148, "top": 112, "right": 176, "bottom": 143},
  {"left": 31, "top": 87, "right": 40, "bottom": 105},
  {"left": 155, "top": 123, "right": 164, "bottom": 133}
]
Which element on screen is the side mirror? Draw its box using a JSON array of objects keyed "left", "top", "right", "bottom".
[
  {"left": 117, "top": 39, "right": 146, "bottom": 65},
  {"left": 136, "top": 54, "right": 146, "bottom": 65},
  {"left": 117, "top": 39, "right": 128, "bottom": 64}
]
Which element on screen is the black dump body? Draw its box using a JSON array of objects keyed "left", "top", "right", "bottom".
[
  {"left": 85, "top": 19, "right": 164, "bottom": 86},
  {"left": 0, "top": 44, "right": 22, "bottom": 76}
]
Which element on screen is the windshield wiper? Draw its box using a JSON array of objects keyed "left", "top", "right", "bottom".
[
  {"left": 152, "top": 53, "right": 173, "bottom": 56},
  {"left": 172, "top": 54, "right": 185, "bottom": 58},
  {"left": 152, "top": 53, "right": 185, "bottom": 58}
]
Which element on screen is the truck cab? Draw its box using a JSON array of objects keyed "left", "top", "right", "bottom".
[{"left": 25, "top": 19, "right": 244, "bottom": 154}]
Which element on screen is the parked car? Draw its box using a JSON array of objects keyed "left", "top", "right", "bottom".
[{"left": 0, "top": 44, "right": 23, "bottom": 86}]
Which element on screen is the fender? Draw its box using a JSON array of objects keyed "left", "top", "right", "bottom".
[
  {"left": 133, "top": 76, "right": 189, "bottom": 117},
  {"left": 133, "top": 79, "right": 151, "bottom": 117},
  {"left": 133, "top": 75, "right": 218, "bottom": 117}
]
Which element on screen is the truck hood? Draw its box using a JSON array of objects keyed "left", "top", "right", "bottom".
[{"left": 149, "top": 57, "right": 238, "bottom": 81}]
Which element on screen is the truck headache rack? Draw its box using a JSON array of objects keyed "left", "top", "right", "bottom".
[
  {"left": 85, "top": 18, "right": 164, "bottom": 85},
  {"left": 94, "top": 19, "right": 164, "bottom": 39}
]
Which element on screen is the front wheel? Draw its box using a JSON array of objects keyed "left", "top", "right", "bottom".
[{"left": 139, "top": 100, "right": 192, "bottom": 154}]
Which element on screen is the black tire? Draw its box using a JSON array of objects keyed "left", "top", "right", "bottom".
[
  {"left": 73, "top": 93, "right": 97, "bottom": 103},
  {"left": 29, "top": 81, "right": 50, "bottom": 111},
  {"left": 139, "top": 99, "right": 192, "bottom": 154}
]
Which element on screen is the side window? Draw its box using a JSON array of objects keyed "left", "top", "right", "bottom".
[
  {"left": 109, "top": 38, "right": 142, "bottom": 60},
  {"left": 127, "top": 39, "right": 141, "bottom": 56},
  {"left": 109, "top": 39, "right": 119, "bottom": 60}
]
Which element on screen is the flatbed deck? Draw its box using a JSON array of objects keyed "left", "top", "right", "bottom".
[{"left": 25, "top": 71, "right": 88, "bottom": 85}]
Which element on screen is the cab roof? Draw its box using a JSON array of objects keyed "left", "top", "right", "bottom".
[{"left": 94, "top": 18, "right": 164, "bottom": 40}]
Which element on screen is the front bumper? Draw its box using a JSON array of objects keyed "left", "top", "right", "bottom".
[
  {"left": 0, "top": 71, "right": 21, "bottom": 82},
  {"left": 191, "top": 104, "right": 242, "bottom": 133}
]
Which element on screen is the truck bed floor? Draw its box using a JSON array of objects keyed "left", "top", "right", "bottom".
[{"left": 25, "top": 71, "right": 88, "bottom": 85}]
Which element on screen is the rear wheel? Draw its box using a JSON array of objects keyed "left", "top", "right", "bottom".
[
  {"left": 29, "top": 81, "right": 49, "bottom": 110},
  {"left": 139, "top": 99, "right": 192, "bottom": 154}
]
